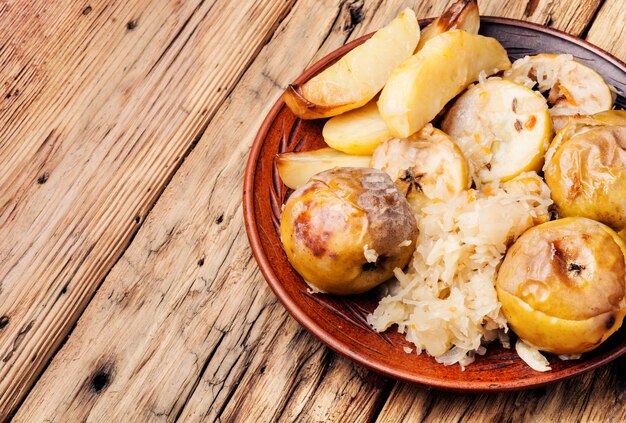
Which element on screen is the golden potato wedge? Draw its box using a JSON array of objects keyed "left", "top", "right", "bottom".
[
  {"left": 442, "top": 79, "right": 552, "bottom": 184},
  {"left": 321, "top": 0, "right": 480, "bottom": 154},
  {"left": 378, "top": 30, "right": 511, "bottom": 138},
  {"left": 322, "top": 99, "right": 392, "bottom": 155},
  {"left": 276, "top": 147, "right": 371, "bottom": 190},
  {"left": 417, "top": 0, "right": 479, "bottom": 50},
  {"left": 284, "top": 8, "right": 420, "bottom": 119}
]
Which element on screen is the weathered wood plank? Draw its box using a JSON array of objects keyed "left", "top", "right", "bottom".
[
  {"left": 14, "top": 0, "right": 385, "bottom": 421},
  {"left": 375, "top": 355, "right": 626, "bottom": 422},
  {"left": 479, "top": 0, "right": 602, "bottom": 36},
  {"left": 0, "top": 0, "right": 296, "bottom": 418},
  {"left": 586, "top": 0, "right": 626, "bottom": 60},
  {"left": 17, "top": 3, "right": 428, "bottom": 420},
  {"left": 12, "top": 0, "right": 622, "bottom": 422}
]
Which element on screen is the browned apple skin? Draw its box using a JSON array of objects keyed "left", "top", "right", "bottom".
[
  {"left": 280, "top": 167, "right": 418, "bottom": 295},
  {"left": 496, "top": 217, "right": 626, "bottom": 355},
  {"left": 545, "top": 112, "right": 626, "bottom": 233}
]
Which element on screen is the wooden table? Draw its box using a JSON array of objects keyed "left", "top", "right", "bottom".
[{"left": 0, "top": 0, "right": 624, "bottom": 421}]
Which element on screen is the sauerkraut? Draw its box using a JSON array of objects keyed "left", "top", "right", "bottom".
[{"left": 368, "top": 172, "right": 553, "bottom": 368}]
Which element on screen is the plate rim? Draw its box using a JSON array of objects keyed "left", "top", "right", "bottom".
[{"left": 243, "top": 16, "right": 626, "bottom": 392}]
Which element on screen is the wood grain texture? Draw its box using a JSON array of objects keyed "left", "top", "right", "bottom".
[
  {"left": 0, "top": 0, "right": 296, "bottom": 419},
  {"left": 586, "top": 0, "right": 626, "bottom": 60},
  {"left": 7, "top": 0, "right": 625, "bottom": 421},
  {"left": 375, "top": 355, "right": 626, "bottom": 422},
  {"left": 15, "top": 0, "right": 394, "bottom": 421},
  {"left": 479, "top": 0, "right": 602, "bottom": 36}
]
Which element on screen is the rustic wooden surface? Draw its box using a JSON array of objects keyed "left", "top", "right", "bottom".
[{"left": 0, "top": 0, "right": 624, "bottom": 421}]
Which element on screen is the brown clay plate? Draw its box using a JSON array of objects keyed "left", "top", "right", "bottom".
[{"left": 243, "top": 17, "right": 626, "bottom": 392}]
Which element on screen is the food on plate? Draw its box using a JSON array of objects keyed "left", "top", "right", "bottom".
[
  {"left": 544, "top": 110, "right": 626, "bottom": 165},
  {"left": 276, "top": 147, "right": 371, "bottom": 189},
  {"left": 378, "top": 30, "right": 511, "bottom": 138},
  {"left": 442, "top": 78, "right": 552, "bottom": 184},
  {"left": 322, "top": 100, "right": 392, "bottom": 155},
  {"left": 275, "top": 0, "right": 625, "bottom": 372},
  {"left": 544, "top": 111, "right": 626, "bottom": 234},
  {"left": 503, "top": 54, "right": 614, "bottom": 130},
  {"left": 283, "top": 8, "right": 420, "bottom": 119},
  {"left": 371, "top": 124, "right": 470, "bottom": 211},
  {"left": 321, "top": 0, "right": 480, "bottom": 155},
  {"left": 496, "top": 217, "right": 626, "bottom": 355},
  {"left": 501, "top": 172, "right": 550, "bottom": 203},
  {"left": 515, "top": 339, "right": 552, "bottom": 372},
  {"left": 417, "top": 0, "right": 479, "bottom": 50},
  {"left": 280, "top": 167, "right": 417, "bottom": 295},
  {"left": 368, "top": 172, "right": 552, "bottom": 366}
]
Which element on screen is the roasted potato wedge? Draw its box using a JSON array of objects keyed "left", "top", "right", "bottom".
[
  {"left": 371, "top": 124, "right": 470, "bottom": 211},
  {"left": 497, "top": 217, "right": 626, "bottom": 355},
  {"left": 283, "top": 8, "right": 420, "bottom": 119},
  {"left": 442, "top": 79, "right": 552, "bottom": 184},
  {"left": 321, "top": 0, "right": 480, "bottom": 155},
  {"left": 417, "top": 0, "right": 479, "bottom": 50},
  {"left": 276, "top": 148, "right": 371, "bottom": 190},
  {"left": 280, "top": 168, "right": 418, "bottom": 295},
  {"left": 544, "top": 112, "right": 626, "bottom": 233},
  {"left": 378, "top": 30, "right": 511, "bottom": 138},
  {"left": 322, "top": 99, "right": 392, "bottom": 155},
  {"left": 504, "top": 54, "right": 613, "bottom": 130}
]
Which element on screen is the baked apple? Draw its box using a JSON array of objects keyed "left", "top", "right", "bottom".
[
  {"left": 503, "top": 54, "right": 613, "bottom": 130},
  {"left": 280, "top": 167, "right": 417, "bottom": 295},
  {"left": 544, "top": 111, "right": 626, "bottom": 233},
  {"left": 321, "top": 0, "right": 481, "bottom": 155},
  {"left": 496, "top": 217, "right": 626, "bottom": 355},
  {"left": 371, "top": 124, "right": 470, "bottom": 211},
  {"left": 442, "top": 79, "right": 552, "bottom": 185}
]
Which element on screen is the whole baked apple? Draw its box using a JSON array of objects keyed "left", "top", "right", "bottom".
[
  {"left": 496, "top": 217, "right": 626, "bottom": 355},
  {"left": 544, "top": 111, "right": 626, "bottom": 235},
  {"left": 280, "top": 167, "right": 417, "bottom": 295}
]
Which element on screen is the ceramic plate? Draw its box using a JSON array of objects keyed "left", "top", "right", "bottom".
[{"left": 244, "top": 17, "right": 626, "bottom": 391}]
